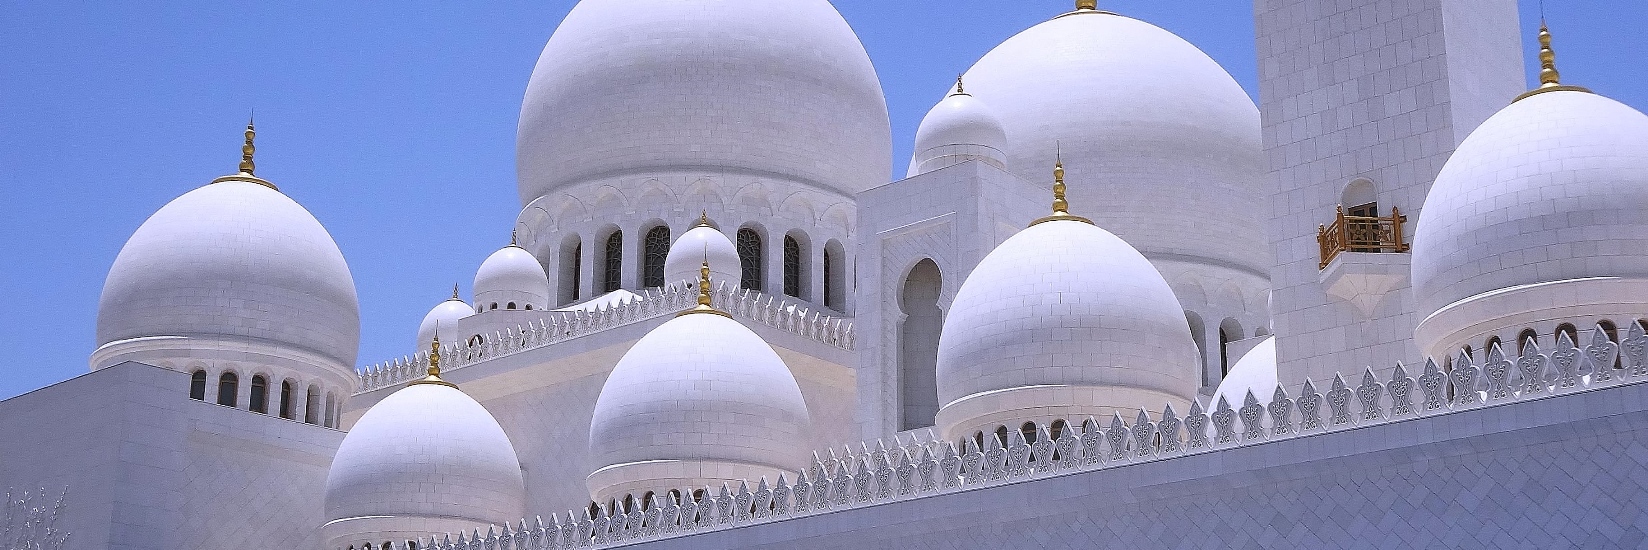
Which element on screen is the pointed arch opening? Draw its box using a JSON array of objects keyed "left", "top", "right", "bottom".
[
  {"left": 642, "top": 225, "right": 671, "bottom": 288},
  {"left": 899, "top": 259, "right": 942, "bottom": 431},
  {"left": 736, "top": 227, "right": 765, "bottom": 291},
  {"left": 602, "top": 230, "right": 624, "bottom": 293}
]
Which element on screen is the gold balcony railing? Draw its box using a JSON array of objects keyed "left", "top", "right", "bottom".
[{"left": 1318, "top": 205, "right": 1409, "bottom": 269}]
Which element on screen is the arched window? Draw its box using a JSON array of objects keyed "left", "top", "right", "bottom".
[
  {"left": 1186, "top": 312, "right": 1208, "bottom": 385},
  {"left": 189, "top": 370, "right": 207, "bottom": 400},
  {"left": 279, "top": 380, "right": 294, "bottom": 419},
  {"left": 249, "top": 375, "right": 268, "bottom": 414},
  {"left": 1485, "top": 336, "right": 1503, "bottom": 355},
  {"left": 525, "top": 304, "right": 533, "bottom": 310},
  {"left": 1518, "top": 329, "right": 1539, "bottom": 355},
  {"left": 666, "top": 489, "right": 681, "bottom": 506},
  {"left": 1219, "top": 318, "right": 1243, "bottom": 376},
  {"left": 640, "top": 491, "right": 655, "bottom": 511},
  {"left": 993, "top": 425, "right": 1009, "bottom": 448},
  {"left": 507, "top": 302, "right": 517, "bottom": 310},
  {"left": 561, "top": 237, "right": 583, "bottom": 304},
  {"left": 324, "top": 392, "right": 337, "bottom": 428},
  {"left": 305, "top": 385, "right": 321, "bottom": 424},
  {"left": 782, "top": 235, "right": 803, "bottom": 298},
  {"left": 973, "top": 431, "right": 985, "bottom": 451},
  {"left": 899, "top": 259, "right": 942, "bottom": 431},
  {"left": 736, "top": 228, "right": 764, "bottom": 291},
  {"left": 1557, "top": 323, "right": 1579, "bottom": 345},
  {"left": 642, "top": 225, "right": 671, "bottom": 288},
  {"left": 823, "top": 240, "right": 845, "bottom": 310},
  {"left": 603, "top": 231, "right": 623, "bottom": 293},
  {"left": 489, "top": 303, "right": 498, "bottom": 311},
  {"left": 1049, "top": 419, "right": 1067, "bottom": 441},
  {"left": 1601, "top": 320, "right": 1621, "bottom": 369},
  {"left": 217, "top": 372, "right": 238, "bottom": 407},
  {"left": 1020, "top": 421, "right": 1038, "bottom": 445}
]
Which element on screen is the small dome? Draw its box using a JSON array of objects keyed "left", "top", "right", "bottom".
[
  {"left": 1412, "top": 90, "right": 1648, "bottom": 357},
  {"left": 663, "top": 218, "right": 741, "bottom": 288},
  {"left": 959, "top": 9, "right": 1268, "bottom": 276},
  {"left": 587, "top": 311, "right": 810, "bottom": 503},
  {"left": 935, "top": 217, "right": 1198, "bottom": 440},
  {"left": 417, "top": 291, "right": 472, "bottom": 349},
  {"left": 93, "top": 179, "right": 360, "bottom": 377},
  {"left": 1208, "top": 336, "right": 1277, "bottom": 411},
  {"left": 517, "top": 0, "right": 892, "bottom": 204},
  {"left": 473, "top": 241, "right": 550, "bottom": 312},
  {"left": 323, "top": 381, "right": 525, "bottom": 548},
  {"left": 907, "top": 85, "right": 1008, "bottom": 177}
]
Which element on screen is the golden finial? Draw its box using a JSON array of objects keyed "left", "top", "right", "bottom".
[
  {"left": 1076, "top": 0, "right": 1097, "bottom": 10},
  {"left": 510, "top": 229, "right": 519, "bottom": 246},
  {"left": 451, "top": 283, "right": 461, "bottom": 301},
  {"left": 679, "top": 256, "right": 732, "bottom": 318},
  {"left": 1515, "top": 21, "right": 1592, "bottom": 102},
  {"left": 954, "top": 74, "right": 967, "bottom": 96},
  {"left": 696, "top": 211, "right": 712, "bottom": 228},
  {"left": 411, "top": 332, "right": 457, "bottom": 387},
  {"left": 212, "top": 114, "right": 278, "bottom": 190},
  {"left": 1030, "top": 143, "right": 1094, "bottom": 227}
]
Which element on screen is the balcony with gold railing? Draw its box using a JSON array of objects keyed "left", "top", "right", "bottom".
[{"left": 1317, "top": 206, "right": 1409, "bottom": 269}]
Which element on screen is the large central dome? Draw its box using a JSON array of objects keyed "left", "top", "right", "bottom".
[{"left": 516, "top": 0, "right": 893, "bottom": 204}]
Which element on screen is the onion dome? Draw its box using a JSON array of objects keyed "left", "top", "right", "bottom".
[
  {"left": 417, "top": 284, "right": 473, "bottom": 348},
  {"left": 322, "top": 339, "right": 526, "bottom": 549},
  {"left": 1208, "top": 336, "right": 1277, "bottom": 411},
  {"left": 1412, "top": 24, "right": 1648, "bottom": 359},
  {"left": 957, "top": 3, "right": 1268, "bottom": 277},
  {"left": 586, "top": 261, "right": 810, "bottom": 503},
  {"left": 473, "top": 232, "right": 550, "bottom": 312},
  {"left": 907, "top": 76, "right": 1009, "bottom": 177},
  {"left": 934, "top": 159, "right": 1198, "bottom": 440},
  {"left": 663, "top": 213, "right": 741, "bottom": 288},
  {"left": 516, "top": 0, "right": 891, "bottom": 204},
  {"left": 91, "top": 121, "right": 360, "bottom": 391}
]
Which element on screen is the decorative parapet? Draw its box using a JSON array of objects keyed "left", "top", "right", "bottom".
[
  {"left": 355, "top": 283, "right": 854, "bottom": 394},
  {"left": 333, "top": 321, "right": 1648, "bottom": 550},
  {"left": 1317, "top": 205, "right": 1408, "bottom": 269},
  {"left": 2, "top": 487, "right": 69, "bottom": 550}
]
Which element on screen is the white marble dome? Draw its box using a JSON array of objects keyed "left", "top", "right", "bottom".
[
  {"left": 587, "top": 311, "right": 811, "bottom": 503},
  {"left": 1208, "top": 336, "right": 1277, "bottom": 411},
  {"left": 473, "top": 242, "right": 550, "bottom": 312},
  {"left": 664, "top": 220, "right": 741, "bottom": 288},
  {"left": 92, "top": 178, "right": 360, "bottom": 377},
  {"left": 516, "top": 0, "right": 893, "bottom": 204},
  {"left": 934, "top": 217, "right": 1199, "bottom": 440},
  {"left": 417, "top": 292, "right": 472, "bottom": 349},
  {"left": 1412, "top": 90, "right": 1648, "bottom": 359},
  {"left": 907, "top": 85, "right": 1009, "bottom": 177},
  {"left": 959, "top": 8, "right": 1268, "bottom": 275},
  {"left": 322, "top": 380, "right": 526, "bottom": 548}
]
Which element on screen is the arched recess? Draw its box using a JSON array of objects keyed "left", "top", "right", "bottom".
[
  {"left": 560, "top": 234, "right": 582, "bottom": 304},
  {"left": 1218, "top": 318, "right": 1243, "bottom": 376},
  {"left": 736, "top": 225, "right": 765, "bottom": 291},
  {"left": 899, "top": 259, "right": 943, "bottom": 431},
  {"left": 641, "top": 224, "right": 671, "bottom": 288},
  {"left": 783, "top": 232, "right": 809, "bottom": 299},
  {"left": 249, "top": 375, "right": 268, "bottom": 414},
  {"left": 217, "top": 372, "right": 239, "bottom": 407},
  {"left": 189, "top": 370, "right": 207, "bottom": 401},
  {"left": 1185, "top": 311, "right": 1208, "bottom": 385},
  {"left": 1342, "top": 178, "right": 1377, "bottom": 214},
  {"left": 823, "top": 239, "right": 847, "bottom": 311},
  {"left": 601, "top": 229, "right": 624, "bottom": 293}
]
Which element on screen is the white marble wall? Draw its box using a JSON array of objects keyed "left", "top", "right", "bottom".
[{"left": 1256, "top": 0, "right": 1525, "bottom": 385}]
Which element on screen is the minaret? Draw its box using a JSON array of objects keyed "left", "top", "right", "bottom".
[{"left": 1256, "top": 0, "right": 1524, "bottom": 385}]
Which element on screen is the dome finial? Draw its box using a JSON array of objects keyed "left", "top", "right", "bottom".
[
  {"left": 412, "top": 330, "right": 457, "bottom": 387},
  {"left": 240, "top": 113, "right": 256, "bottom": 175},
  {"left": 1031, "top": 142, "right": 1094, "bottom": 226},
  {"left": 679, "top": 251, "right": 732, "bottom": 318},
  {"left": 696, "top": 211, "right": 712, "bottom": 228},
  {"left": 451, "top": 283, "right": 461, "bottom": 300},
  {"left": 510, "top": 229, "right": 519, "bottom": 246},
  {"left": 1515, "top": 21, "right": 1592, "bottom": 102},
  {"left": 1076, "top": 0, "right": 1097, "bottom": 10},
  {"left": 954, "top": 74, "right": 967, "bottom": 96}
]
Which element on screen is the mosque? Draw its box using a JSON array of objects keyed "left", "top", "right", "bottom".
[{"left": 3, "top": 0, "right": 1648, "bottom": 548}]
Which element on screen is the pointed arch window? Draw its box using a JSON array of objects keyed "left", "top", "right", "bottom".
[
  {"left": 643, "top": 226, "right": 671, "bottom": 288},
  {"left": 602, "top": 231, "right": 623, "bottom": 293},
  {"left": 736, "top": 228, "right": 763, "bottom": 291},
  {"left": 783, "top": 235, "right": 802, "bottom": 298}
]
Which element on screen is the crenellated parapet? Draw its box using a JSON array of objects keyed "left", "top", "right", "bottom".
[
  {"left": 355, "top": 283, "right": 855, "bottom": 394},
  {"left": 341, "top": 319, "right": 1648, "bottom": 550}
]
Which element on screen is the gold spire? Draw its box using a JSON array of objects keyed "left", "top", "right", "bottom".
[
  {"left": 451, "top": 283, "right": 461, "bottom": 301},
  {"left": 1515, "top": 21, "right": 1592, "bottom": 102},
  {"left": 1031, "top": 144, "right": 1094, "bottom": 226},
  {"left": 211, "top": 115, "right": 279, "bottom": 190},
  {"left": 678, "top": 257, "right": 732, "bottom": 318},
  {"left": 953, "top": 74, "right": 967, "bottom": 96},
  {"left": 510, "top": 229, "right": 519, "bottom": 246},
  {"left": 1076, "top": 0, "right": 1097, "bottom": 10},
  {"left": 696, "top": 211, "right": 712, "bottom": 228},
  {"left": 411, "top": 333, "right": 457, "bottom": 387}
]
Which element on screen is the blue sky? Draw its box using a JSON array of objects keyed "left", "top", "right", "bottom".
[{"left": 1, "top": 1, "right": 1642, "bottom": 400}]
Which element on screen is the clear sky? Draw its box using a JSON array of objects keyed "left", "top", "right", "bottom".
[{"left": 1, "top": 1, "right": 1642, "bottom": 400}]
